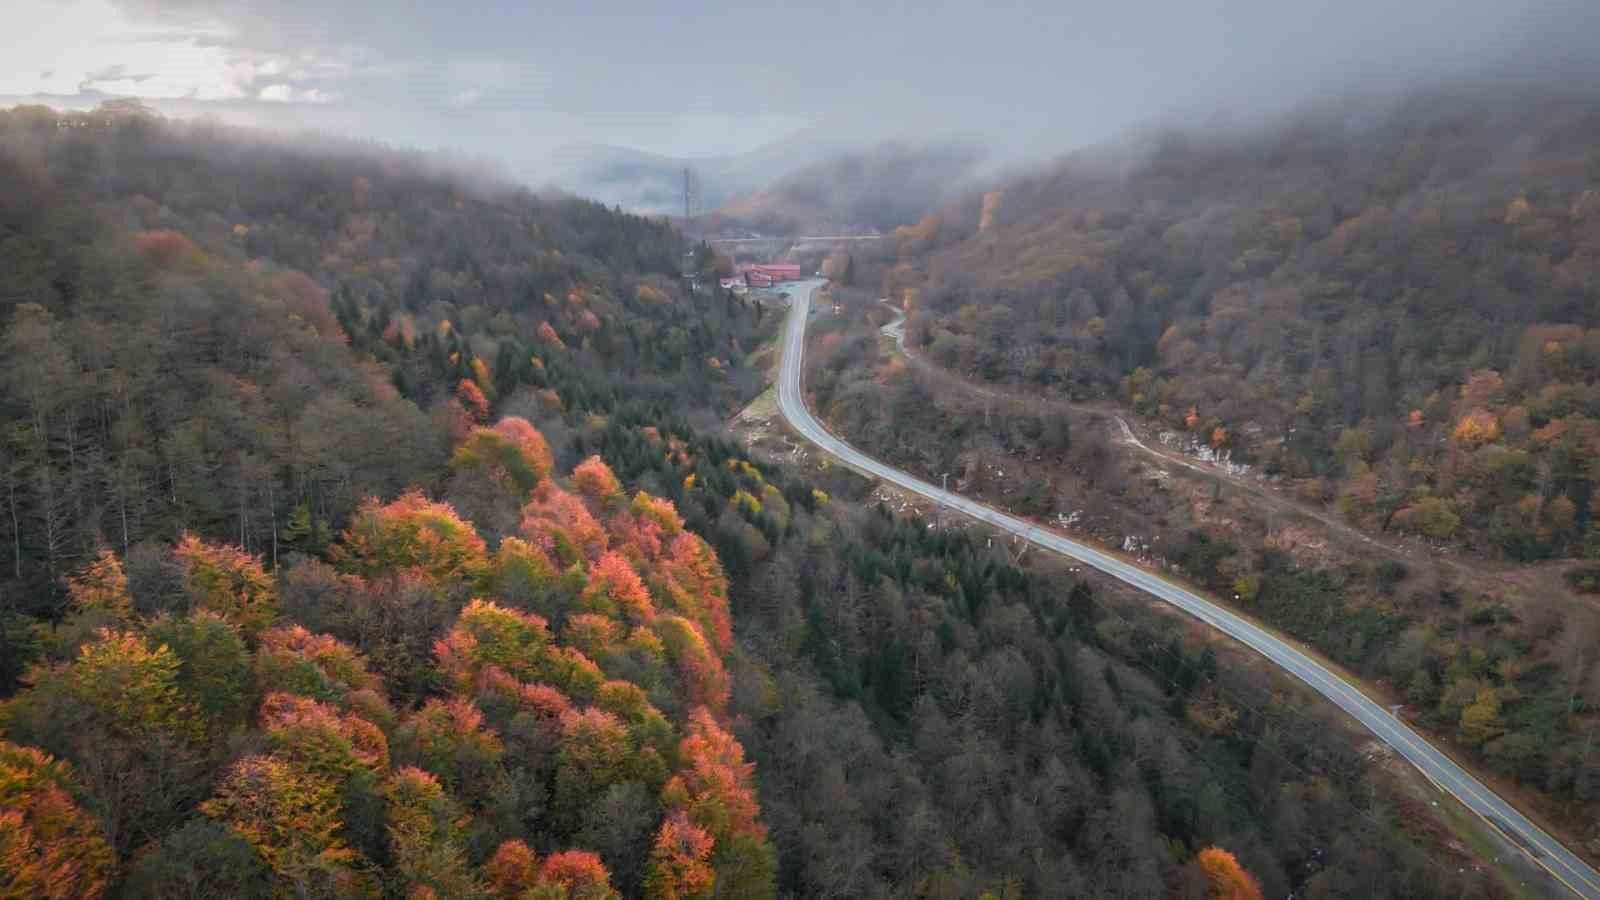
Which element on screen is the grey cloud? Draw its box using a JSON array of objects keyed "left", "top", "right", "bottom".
[
  {"left": 64, "top": 0, "right": 1600, "bottom": 187},
  {"left": 83, "top": 65, "right": 155, "bottom": 84}
]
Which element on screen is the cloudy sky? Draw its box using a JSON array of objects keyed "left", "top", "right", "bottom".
[{"left": 5, "top": 0, "right": 1599, "bottom": 175}]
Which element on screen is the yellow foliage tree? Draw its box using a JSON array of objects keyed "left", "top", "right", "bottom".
[
  {"left": 174, "top": 534, "right": 277, "bottom": 638},
  {"left": 1451, "top": 409, "right": 1501, "bottom": 446},
  {"left": 1459, "top": 687, "right": 1507, "bottom": 746},
  {"left": 64, "top": 549, "right": 131, "bottom": 621},
  {"left": 202, "top": 754, "right": 361, "bottom": 892}
]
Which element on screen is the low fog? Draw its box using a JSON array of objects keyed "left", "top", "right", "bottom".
[{"left": 6, "top": 0, "right": 1600, "bottom": 206}]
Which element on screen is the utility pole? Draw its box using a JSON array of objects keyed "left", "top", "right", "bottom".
[{"left": 681, "top": 167, "right": 700, "bottom": 280}]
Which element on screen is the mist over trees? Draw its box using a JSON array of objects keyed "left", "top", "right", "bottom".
[{"left": 705, "top": 141, "right": 988, "bottom": 236}]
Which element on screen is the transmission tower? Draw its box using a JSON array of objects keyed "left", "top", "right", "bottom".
[{"left": 683, "top": 166, "right": 701, "bottom": 221}]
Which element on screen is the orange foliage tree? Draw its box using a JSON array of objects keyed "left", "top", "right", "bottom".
[
  {"left": 661, "top": 533, "right": 733, "bottom": 654},
  {"left": 62, "top": 629, "right": 202, "bottom": 740},
  {"left": 470, "top": 357, "right": 496, "bottom": 399},
  {"left": 520, "top": 482, "right": 609, "bottom": 564},
  {"left": 0, "top": 740, "right": 116, "bottom": 900},
  {"left": 495, "top": 416, "right": 554, "bottom": 474},
  {"left": 538, "top": 849, "right": 617, "bottom": 899},
  {"left": 267, "top": 270, "right": 344, "bottom": 342},
  {"left": 1452, "top": 408, "right": 1502, "bottom": 446},
  {"left": 260, "top": 692, "right": 390, "bottom": 778},
  {"left": 661, "top": 708, "right": 764, "bottom": 842},
  {"left": 484, "top": 839, "right": 541, "bottom": 897},
  {"left": 643, "top": 813, "right": 716, "bottom": 900},
  {"left": 561, "top": 612, "right": 621, "bottom": 659},
  {"left": 1195, "top": 846, "right": 1263, "bottom": 900},
  {"left": 604, "top": 492, "right": 686, "bottom": 570},
  {"left": 652, "top": 616, "right": 729, "bottom": 712},
  {"left": 394, "top": 697, "right": 505, "bottom": 802},
  {"left": 133, "top": 229, "right": 205, "bottom": 270},
  {"left": 581, "top": 551, "right": 656, "bottom": 624},
  {"left": 436, "top": 600, "right": 604, "bottom": 703},
  {"left": 572, "top": 455, "right": 623, "bottom": 504},
  {"left": 631, "top": 492, "right": 686, "bottom": 535},
  {"left": 437, "top": 599, "right": 549, "bottom": 682},
  {"left": 457, "top": 379, "right": 490, "bottom": 423},
  {"left": 537, "top": 321, "right": 567, "bottom": 350}
]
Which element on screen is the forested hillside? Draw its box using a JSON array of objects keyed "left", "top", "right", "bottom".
[
  {"left": 886, "top": 83, "right": 1600, "bottom": 560},
  {"left": 0, "top": 104, "right": 1508, "bottom": 898},
  {"left": 0, "top": 102, "right": 762, "bottom": 626}
]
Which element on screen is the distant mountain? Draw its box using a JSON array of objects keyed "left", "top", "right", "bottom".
[
  {"left": 534, "top": 135, "right": 851, "bottom": 216},
  {"left": 706, "top": 139, "right": 989, "bottom": 235}
]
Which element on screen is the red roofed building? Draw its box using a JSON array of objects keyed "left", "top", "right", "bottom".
[{"left": 738, "top": 263, "right": 802, "bottom": 286}]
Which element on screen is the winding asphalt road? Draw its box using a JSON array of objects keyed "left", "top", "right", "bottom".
[{"left": 776, "top": 279, "right": 1600, "bottom": 899}]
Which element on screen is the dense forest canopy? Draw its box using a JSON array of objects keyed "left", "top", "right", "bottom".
[
  {"left": 886, "top": 83, "right": 1600, "bottom": 560},
  {"left": 0, "top": 102, "right": 761, "bottom": 619},
  {"left": 0, "top": 102, "right": 1520, "bottom": 898}
]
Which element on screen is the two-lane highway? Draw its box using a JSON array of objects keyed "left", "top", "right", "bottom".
[{"left": 774, "top": 279, "right": 1600, "bottom": 899}]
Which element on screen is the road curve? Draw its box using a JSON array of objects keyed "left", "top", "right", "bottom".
[{"left": 776, "top": 279, "right": 1600, "bottom": 899}]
